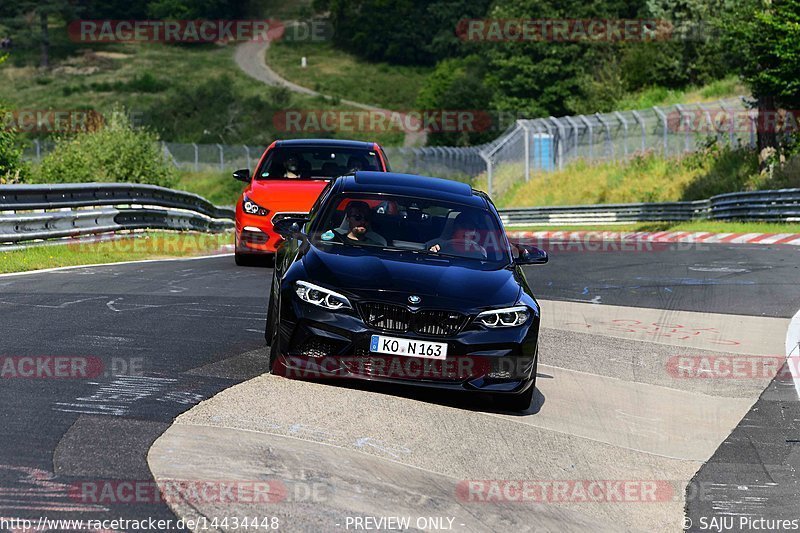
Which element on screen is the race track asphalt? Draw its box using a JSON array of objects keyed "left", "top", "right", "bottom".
[{"left": 0, "top": 241, "right": 797, "bottom": 531}]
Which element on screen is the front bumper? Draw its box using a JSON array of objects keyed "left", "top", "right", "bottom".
[{"left": 275, "top": 297, "right": 539, "bottom": 393}]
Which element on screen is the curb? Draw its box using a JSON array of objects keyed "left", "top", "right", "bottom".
[{"left": 509, "top": 230, "right": 800, "bottom": 246}]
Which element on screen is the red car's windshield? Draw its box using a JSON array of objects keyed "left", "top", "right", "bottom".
[{"left": 256, "top": 147, "right": 383, "bottom": 180}]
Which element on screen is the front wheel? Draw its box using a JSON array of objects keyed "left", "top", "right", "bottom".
[
  {"left": 266, "top": 288, "right": 282, "bottom": 374},
  {"left": 235, "top": 253, "right": 275, "bottom": 267},
  {"left": 491, "top": 385, "right": 534, "bottom": 412}
]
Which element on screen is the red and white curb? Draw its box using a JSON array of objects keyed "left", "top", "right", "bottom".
[{"left": 508, "top": 230, "right": 800, "bottom": 246}]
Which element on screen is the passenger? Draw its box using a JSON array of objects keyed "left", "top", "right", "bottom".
[
  {"left": 429, "top": 212, "right": 487, "bottom": 258},
  {"left": 346, "top": 155, "right": 370, "bottom": 172}
]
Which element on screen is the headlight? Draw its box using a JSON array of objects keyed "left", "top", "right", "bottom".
[
  {"left": 243, "top": 194, "right": 269, "bottom": 216},
  {"left": 475, "top": 306, "right": 529, "bottom": 328},
  {"left": 295, "top": 281, "right": 352, "bottom": 310}
]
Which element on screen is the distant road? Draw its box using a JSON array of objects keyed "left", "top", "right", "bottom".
[{"left": 234, "top": 36, "right": 428, "bottom": 148}]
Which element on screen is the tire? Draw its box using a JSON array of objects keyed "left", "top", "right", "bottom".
[
  {"left": 267, "top": 288, "right": 282, "bottom": 374},
  {"left": 492, "top": 384, "right": 534, "bottom": 412},
  {"left": 235, "top": 253, "right": 275, "bottom": 267},
  {"left": 235, "top": 253, "right": 251, "bottom": 266}
]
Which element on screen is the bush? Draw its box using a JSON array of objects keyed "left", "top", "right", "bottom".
[
  {"left": 37, "top": 112, "right": 177, "bottom": 187},
  {"left": 0, "top": 102, "right": 28, "bottom": 184}
]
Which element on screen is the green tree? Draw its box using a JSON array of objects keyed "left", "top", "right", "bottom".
[
  {"left": 3, "top": 0, "right": 78, "bottom": 68},
  {"left": 416, "top": 56, "right": 495, "bottom": 146},
  {"left": 720, "top": 0, "right": 800, "bottom": 162},
  {"left": 484, "top": 0, "right": 648, "bottom": 116},
  {"left": 313, "top": 0, "right": 492, "bottom": 65}
]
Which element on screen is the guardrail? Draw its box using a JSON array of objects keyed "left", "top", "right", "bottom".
[
  {"left": 0, "top": 183, "right": 234, "bottom": 244},
  {"left": 498, "top": 189, "right": 800, "bottom": 226}
]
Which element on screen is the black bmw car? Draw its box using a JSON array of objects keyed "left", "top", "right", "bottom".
[{"left": 265, "top": 171, "right": 547, "bottom": 411}]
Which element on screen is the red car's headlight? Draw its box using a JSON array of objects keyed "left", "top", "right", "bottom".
[{"left": 243, "top": 194, "right": 269, "bottom": 216}]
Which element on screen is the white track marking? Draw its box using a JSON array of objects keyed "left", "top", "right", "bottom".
[
  {"left": 785, "top": 308, "right": 800, "bottom": 399},
  {"left": 0, "top": 253, "right": 233, "bottom": 279}
]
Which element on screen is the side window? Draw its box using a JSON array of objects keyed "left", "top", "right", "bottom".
[
  {"left": 379, "top": 148, "right": 392, "bottom": 171},
  {"left": 305, "top": 181, "right": 333, "bottom": 231}
]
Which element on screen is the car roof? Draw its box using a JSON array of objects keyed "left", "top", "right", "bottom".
[
  {"left": 274, "top": 139, "right": 377, "bottom": 149},
  {"left": 336, "top": 171, "right": 487, "bottom": 207}
]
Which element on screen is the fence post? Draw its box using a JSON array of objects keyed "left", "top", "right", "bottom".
[
  {"left": 631, "top": 110, "right": 646, "bottom": 153},
  {"left": 747, "top": 108, "right": 757, "bottom": 148},
  {"left": 244, "top": 145, "right": 251, "bottom": 171},
  {"left": 192, "top": 143, "right": 199, "bottom": 172},
  {"left": 521, "top": 121, "right": 531, "bottom": 181},
  {"left": 595, "top": 113, "right": 613, "bottom": 161},
  {"left": 720, "top": 101, "right": 736, "bottom": 146},
  {"left": 675, "top": 104, "right": 690, "bottom": 152},
  {"left": 34, "top": 139, "right": 41, "bottom": 162},
  {"left": 653, "top": 106, "right": 668, "bottom": 156},
  {"left": 578, "top": 115, "right": 593, "bottom": 161},
  {"left": 549, "top": 117, "right": 565, "bottom": 171},
  {"left": 697, "top": 103, "right": 718, "bottom": 144},
  {"left": 564, "top": 116, "right": 580, "bottom": 160},
  {"left": 216, "top": 144, "right": 224, "bottom": 172},
  {"left": 614, "top": 111, "right": 628, "bottom": 159},
  {"left": 480, "top": 152, "right": 493, "bottom": 197}
]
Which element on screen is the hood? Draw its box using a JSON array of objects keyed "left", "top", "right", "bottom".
[
  {"left": 247, "top": 179, "right": 329, "bottom": 211},
  {"left": 301, "top": 244, "right": 521, "bottom": 310}
]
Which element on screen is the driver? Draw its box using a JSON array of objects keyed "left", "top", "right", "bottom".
[
  {"left": 284, "top": 154, "right": 304, "bottom": 178},
  {"left": 428, "top": 212, "right": 487, "bottom": 258},
  {"left": 334, "top": 201, "right": 387, "bottom": 246}
]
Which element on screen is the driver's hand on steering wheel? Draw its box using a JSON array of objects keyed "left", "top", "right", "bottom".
[{"left": 429, "top": 243, "right": 441, "bottom": 253}]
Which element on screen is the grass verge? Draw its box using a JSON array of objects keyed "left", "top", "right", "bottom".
[
  {"left": 176, "top": 170, "right": 244, "bottom": 206},
  {"left": 613, "top": 76, "right": 747, "bottom": 110},
  {"left": 0, "top": 231, "right": 232, "bottom": 274},
  {"left": 266, "top": 40, "right": 431, "bottom": 109},
  {"left": 475, "top": 145, "right": 799, "bottom": 209}
]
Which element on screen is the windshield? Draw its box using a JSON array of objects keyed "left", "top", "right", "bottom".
[
  {"left": 310, "top": 194, "right": 511, "bottom": 264},
  {"left": 256, "top": 146, "right": 382, "bottom": 179}
]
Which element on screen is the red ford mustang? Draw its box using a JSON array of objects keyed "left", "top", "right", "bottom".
[{"left": 233, "top": 139, "right": 391, "bottom": 266}]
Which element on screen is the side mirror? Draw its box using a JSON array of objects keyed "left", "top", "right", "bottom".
[
  {"left": 273, "top": 217, "right": 309, "bottom": 239},
  {"left": 514, "top": 244, "right": 548, "bottom": 265},
  {"left": 233, "top": 168, "right": 251, "bottom": 183}
]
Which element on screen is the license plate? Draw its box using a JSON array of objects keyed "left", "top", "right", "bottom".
[{"left": 369, "top": 335, "right": 447, "bottom": 360}]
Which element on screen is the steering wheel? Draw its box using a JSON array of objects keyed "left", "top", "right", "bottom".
[{"left": 441, "top": 238, "right": 487, "bottom": 259}]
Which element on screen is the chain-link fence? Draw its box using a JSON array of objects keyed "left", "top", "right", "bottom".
[
  {"left": 22, "top": 140, "right": 487, "bottom": 182},
  {"left": 22, "top": 97, "right": 755, "bottom": 198},
  {"left": 479, "top": 97, "right": 753, "bottom": 198}
]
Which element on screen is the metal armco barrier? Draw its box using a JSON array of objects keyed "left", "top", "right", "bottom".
[
  {"left": 498, "top": 189, "right": 800, "bottom": 226},
  {"left": 0, "top": 183, "right": 234, "bottom": 244},
  {"left": 0, "top": 183, "right": 234, "bottom": 219}
]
